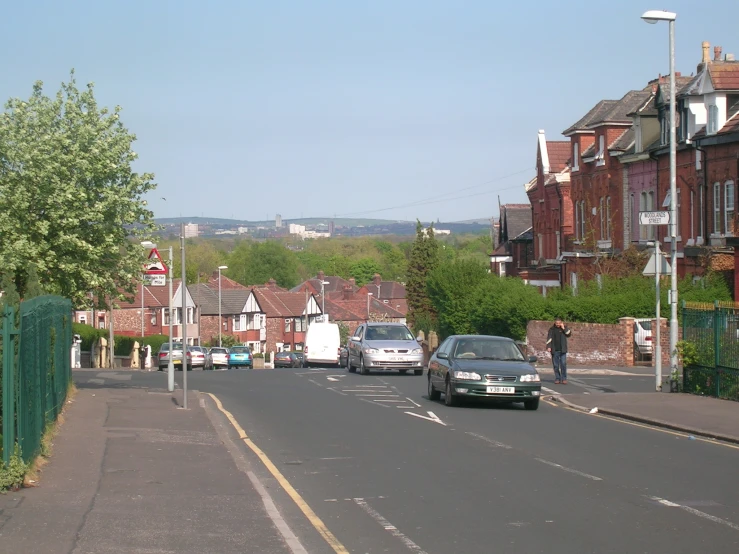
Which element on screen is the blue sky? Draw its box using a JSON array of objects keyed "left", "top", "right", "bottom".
[{"left": 2, "top": 1, "right": 736, "bottom": 223}]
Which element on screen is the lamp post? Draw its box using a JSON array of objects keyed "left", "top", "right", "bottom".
[
  {"left": 218, "top": 265, "right": 228, "bottom": 347},
  {"left": 642, "top": 9, "right": 679, "bottom": 384},
  {"left": 140, "top": 241, "right": 157, "bottom": 370},
  {"left": 167, "top": 247, "right": 174, "bottom": 391},
  {"left": 647, "top": 241, "right": 663, "bottom": 390},
  {"left": 367, "top": 292, "right": 373, "bottom": 322},
  {"left": 320, "top": 280, "right": 330, "bottom": 321}
]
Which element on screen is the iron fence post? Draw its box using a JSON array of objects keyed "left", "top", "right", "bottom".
[{"left": 2, "top": 305, "right": 17, "bottom": 465}]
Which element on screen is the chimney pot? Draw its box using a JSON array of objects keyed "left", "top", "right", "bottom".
[
  {"left": 702, "top": 41, "right": 711, "bottom": 64},
  {"left": 342, "top": 285, "right": 352, "bottom": 300},
  {"left": 317, "top": 271, "right": 325, "bottom": 280},
  {"left": 373, "top": 273, "right": 382, "bottom": 285},
  {"left": 726, "top": 53, "right": 735, "bottom": 62},
  {"left": 714, "top": 46, "right": 723, "bottom": 61}
]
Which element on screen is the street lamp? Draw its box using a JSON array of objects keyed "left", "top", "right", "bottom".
[
  {"left": 140, "top": 240, "right": 157, "bottom": 342},
  {"left": 642, "top": 9, "right": 679, "bottom": 385},
  {"left": 367, "top": 292, "right": 373, "bottom": 322},
  {"left": 320, "top": 280, "right": 330, "bottom": 321},
  {"left": 218, "top": 265, "right": 228, "bottom": 347}
]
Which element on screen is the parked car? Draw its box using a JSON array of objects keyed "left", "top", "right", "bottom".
[
  {"left": 157, "top": 342, "right": 184, "bottom": 371},
  {"left": 634, "top": 319, "right": 653, "bottom": 359},
  {"left": 339, "top": 346, "right": 348, "bottom": 368},
  {"left": 208, "top": 347, "right": 230, "bottom": 370},
  {"left": 228, "top": 346, "right": 253, "bottom": 369},
  {"left": 294, "top": 352, "right": 304, "bottom": 367},
  {"left": 274, "top": 351, "right": 302, "bottom": 368},
  {"left": 427, "top": 335, "right": 541, "bottom": 410},
  {"left": 304, "top": 322, "right": 341, "bottom": 367},
  {"left": 347, "top": 322, "right": 423, "bottom": 375},
  {"left": 187, "top": 346, "right": 206, "bottom": 370}
]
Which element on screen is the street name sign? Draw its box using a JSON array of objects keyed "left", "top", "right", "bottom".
[
  {"left": 143, "top": 274, "right": 166, "bottom": 286},
  {"left": 639, "top": 211, "right": 670, "bottom": 225}
]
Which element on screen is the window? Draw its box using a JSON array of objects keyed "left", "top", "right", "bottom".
[
  {"left": 555, "top": 231, "right": 561, "bottom": 257},
  {"left": 606, "top": 196, "right": 612, "bottom": 240},
  {"left": 599, "top": 197, "right": 605, "bottom": 239},
  {"left": 579, "top": 201, "right": 586, "bottom": 239},
  {"left": 660, "top": 115, "right": 668, "bottom": 145},
  {"left": 726, "top": 181, "right": 735, "bottom": 235},
  {"left": 676, "top": 189, "right": 681, "bottom": 238},
  {"left": 294, "top": 317, "right": 306, "bottom": 332},
  {"left": 284, "top": 318, "right": 292, "bottom": 333},
  {"left": 708, "top": 105, "right": 719, "bottom": 134},
  {"left": 639, "top": 192, "right": 648, "bottom": 240},
  {"left": 537, "top": 233, "right": 543, "bottom": 259},
  {"left": 79, "top": 315, "right": 87, "bottom": 324},
  {"left": 573, "top": 143, "right": 580, "bottom": 171},
  {"left": 690, "top": 189, "right": 695, "bottom": 241},
  {"left": 596, "top": 135, "right": 605, "bottom": 166},
  {"left": 574, "top": 200, "right": 580, "bottom": 240},
  {"left": 233, "top": 314, "right": 246, "bottom": 331},
  {"left": 714, "top": 182, "right": 721, "bottom": 234},
  {"left": 699, "top": 185, "right": 705, "bottom": 240}
]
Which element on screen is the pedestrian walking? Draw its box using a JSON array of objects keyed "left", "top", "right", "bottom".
[{"left": 547, "top": 317, "right": 572, "bottom": 384}]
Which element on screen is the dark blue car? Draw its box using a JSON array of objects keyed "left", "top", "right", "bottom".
[{"left": 228, "top": 346, "right": 253, "bottom": 369}]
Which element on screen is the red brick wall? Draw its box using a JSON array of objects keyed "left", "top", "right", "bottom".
[
  {"left": 265, "top": 317, "right": 282, "bottom": 352},
  {"left": 526, "top": 319, "right": 634, "bottom": 366},
  {"left": 200, "top": 315, "right": 221, "bottom": 345}
]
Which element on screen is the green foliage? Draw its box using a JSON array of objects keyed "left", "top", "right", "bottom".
[
  {"left": 227, "top": 240, "right": 300, "bottom": 288},
  {"left": 114, "top": 334, "right": 169, "bottom": 356},
  {"left": 676, "top": 340, "right": 699, "bottom": 368},
  {"left": 72, "top": 322, "right": 108, "bottom": 351},
  {"left": 349, "top": 258, "right": 382, "bottom": 285},
  {"left": 337, "top": 321, "right": 351, "bottom": 346},
  {"left": 406, "top": 221, "right": 440, "bottom": 330},
  {"left": 204, "top": 334, "right": 240, "bottom": 348},
  {"left": 0, "top": 445, "right": 28, "bottom": 491},
  {"left": 426, "top": 259, "right": 488, "bottom": 337},
  {"left": 0, "top": 71, "right": 157, "bottom": 307},
  {"left": 469, "top": 277, "right": 548, "bottom": 341},
  {"left": 252, "top": 352, "right": 264, "bottom": 359}
]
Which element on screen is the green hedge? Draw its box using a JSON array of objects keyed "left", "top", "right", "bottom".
[
  {"left": 72, "top": 323, "right": 108, "bottom": 351},
  {"left": 72, "top": 324, "right": 169, "bottom": 355}
]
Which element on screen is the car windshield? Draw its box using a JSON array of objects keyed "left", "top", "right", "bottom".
[
  {"left": 451, "top": 338, "right": 525, "bottom": 361},
  {"left": 637, "top": 320, "right": 652, "bottom": 331},
  {"left": 230, "top": 347, "right": 250, "bottom": 354},
  {"left": 365, "top": 325, "right": 415, "bottom": 341}
]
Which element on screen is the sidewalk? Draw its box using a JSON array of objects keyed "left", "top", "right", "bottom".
[
  {"left": 554, "top": 391, "right": 739, "bottom": 444},
  {"left": 0, "top": 383, "right": 293, "bottom": 553}
]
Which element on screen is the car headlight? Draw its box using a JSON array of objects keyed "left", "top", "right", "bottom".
[
  {"left": 410, "top": 348, "right": 422, "bottom": 354},
  {"left": 519, "top": 373, "right": 541, "bottom": 382},
  {"left": 363, "top": 347, "right": 379, "bottom": 354},
  {"left": 453, "top": 371, "right": 481, "bottom": 380}
]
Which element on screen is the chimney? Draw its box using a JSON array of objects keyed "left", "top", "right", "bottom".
[
  {"left": 714, "top": 45, "right": 723, "bottom": 62},
  {"left": 349, "top": 278, "right": 356, "bottom": 286},
  {"left": 726, "top": 53, "right": 736, "bottom": 62},
  {"left": 342, "top": 285, "right": 353, "bottom": 300},
  {"left": 267, "top": 278, "right": 276, "bottom": 287},
  {"left": 698, "top": 41, "right": 710, "bottom": 73},
  {"left": 372, "top": 273, "right": 382, "bottom": 285},
  {"left": 317, "top": 271, "right": 325, "bottom": 281}
]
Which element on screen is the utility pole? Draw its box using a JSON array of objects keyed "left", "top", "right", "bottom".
[
  {"left": 181, "top": 224, "right": 188, "bottom": 409},
  {"left": 108, "top": 295, "right": 115, "bottom": 369},
  {"left": 167, "top": 247, "right": 174, "bottom": 392}
]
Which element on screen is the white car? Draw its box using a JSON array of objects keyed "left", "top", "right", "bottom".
[
  {"left": 634, "top": 319, "right": 653, "bottom": 358},
  {"left": 208, "top": 347, "right": 229, "bottom": 370}
]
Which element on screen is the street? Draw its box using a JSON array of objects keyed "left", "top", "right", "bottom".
[{"left": 84, "top": 367, "right": 739, "bottom": 553}]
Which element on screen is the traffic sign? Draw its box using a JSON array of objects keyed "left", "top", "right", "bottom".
[
  {"left": 639, "top": 211, "right": 670, "bottom": 225},
  {"left": 144, "top": 248, "right": 168, "bottom": 275},
  {"left": 144, "top": 274, "right": 166, "bottom": 286},
  {"left": 642, "top": 252, "right": 671, "bottom": 276}
]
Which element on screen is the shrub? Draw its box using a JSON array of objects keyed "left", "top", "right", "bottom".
[
  {"left": 73, "top": 323, "right": 108, "bottom": 351},
  {"left": 114, "top": 334, "right": 169, "bottom": 356}
]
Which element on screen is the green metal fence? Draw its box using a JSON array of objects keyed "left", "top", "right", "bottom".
[
  {"left": 682, "top": 300, "right": 739, "bottom": 402},
  {"left": 2, "top": 295, "right": 73, "bottom": 464}
]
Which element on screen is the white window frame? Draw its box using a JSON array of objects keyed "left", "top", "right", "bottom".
[
  {"left": 726, "top": 180, "right": 735, "bottom": 235},
  {"left": 690, "top": 189, "right": 695, "bottom": 241},
  {"left": 708, "top": 105, "right": 719, "bottom": 135},
  {"left": 699, "top": 184, "right": 705, "bottom": 241},
  {"left": 555, "top": 231, "right": 561, "bottom": 257},
  {"left": 284, "top": 318, "right": 292, "bottom": 333},
  {"left": 639, "top": 192, "right": 648, "bottom": 240},
  {"left": 233, "top": 314, "right": 246, "bottom": 331},
  {"left": 606, "top": 196, "right": 612, "bottom": 240},
  {"left": 596, "top": 135, "right": 605, "bottom": 166},
  {"left": 714, "top": 182, "right": 721, "bottom": 234},
  {"left": 574, "top": 201, "right": 580, "bottom": 240},
  {"left": 579, "top": 201, "right": 586, "bottom": 239},
  {"left": 573, "top": 143, "right": 580, "bottom": 171},
  {"left": 599, "top": 197, "right": 605, "bottom": 239}
]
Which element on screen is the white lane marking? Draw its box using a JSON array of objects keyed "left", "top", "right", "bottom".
[
  {"left": 342, "top": 389, "right": 392, "bottom": 392},
  {"left": 405, "top": 397, "right": 421, "bottom": 408},
  {"left": 326, "top": 387, "right": 348, "bottom": 396},
  {"left": 327, "top": 377, "right": 340, "bottom": 382},
  {"left": 372, "top": 399, "right": 406, "bottom": 403},
  {"left": 395, "top": 405, "right": 416, "bottom": 409},
  {"left": 308, "top": 379, "right": 324, "bottom": 388},
  {"left": 648, "top": 496, "right": 739, "bottom": 531},
  {"left": 353, "top": 498, "right": 428, "bottom": 553},
  {"left": 320, "top": 457, "right": 353, "bottom": 460},
  {"left": 404, "top": 411, "right": 447, "bottom": 426},
  {"left": 535, "top": 458, "right": 602, "bottom": 481},
  {"left": 465, "top": 432, "right": 512, "bottom": 449},
  {"left": 352, "top": 385, "right": 390, "bottom": 388},
  {"left": 356, "top": 394, "right": 399, "bottom": 397},
  {"left": 542, "top": 386, "right": 560, "bottom": 395}
]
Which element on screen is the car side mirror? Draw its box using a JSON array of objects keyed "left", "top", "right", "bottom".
[
  {"left": 528, "top": 356, "right": 537, "bottom": 363},
  {"left": 351, "top": 336, "right": 361, "bottom": 341},
  {"left": 437, "top": 352, "right": 448, "bottom": 360}
]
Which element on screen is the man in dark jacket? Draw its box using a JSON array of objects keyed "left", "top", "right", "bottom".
[{"left": 547, "top": 317, "right": 572, "bottom": 384}]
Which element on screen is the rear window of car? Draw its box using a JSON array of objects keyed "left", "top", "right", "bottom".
[
  {"left": 636, "top": 320, "right": 652, "bottom": 331},
  {"left": 230, "top": 347, "right": 250, "bottom": 353},
  {"left": 211, "top": 348, "right": 227, "bottom": 354}
]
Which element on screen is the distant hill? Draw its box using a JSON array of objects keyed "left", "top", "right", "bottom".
[{"left": 154, "top": 216, "right": 493, "bottom": 227}]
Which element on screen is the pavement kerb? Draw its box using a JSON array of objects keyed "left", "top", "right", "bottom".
[{"left": 550, "top": 395, "right": 739, "bottom": 446}]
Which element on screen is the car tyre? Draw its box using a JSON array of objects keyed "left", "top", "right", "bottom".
[
  {"left": 524, "top": 398, "right": 540, "bottom": 411},
  {"left": 414, "top": 369, "right": 423, "bottom": 376},
  {"left": 445, "top": 379, "right": 459, "bottom": 407},
  {"left": 360, "top": 356, "right": 370, "bottom": 375},
  {"left": 347, "top": 357, "right": 356, "bottom": 373},
  {"left": 428, "top": 377, "right": 441, "bottom": 401}
]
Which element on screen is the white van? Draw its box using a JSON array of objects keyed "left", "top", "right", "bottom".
[{"left": 304, "top": 322, "right": 341, "bottom": 367}]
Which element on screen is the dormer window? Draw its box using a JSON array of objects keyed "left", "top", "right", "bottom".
[
  {"left": 596, "top": 135, "right": 605, "bottom": 166},
  {"left": 660, "top": 115, "right": 668, "bottom": 145},
  {"left": 708, "top": 105, "right": 719, "bottom": 134},
  {"left": 573, "top": 143, "right": 580, "bottom": 171}
]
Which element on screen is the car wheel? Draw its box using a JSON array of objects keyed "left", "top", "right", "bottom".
[
  {"left": 428, "top": 376, "right": 441, "bottom": 401},
  {"left": 524, "top": 398, "right": 540, "bottom": 411},
  {"left": 444, "top": 379, "right": 459, "bottom": 407},
  {"left": 347, "top": 357, "right": 356, "bottom": 373},
  {"left": 414, "top": 369, "right": 423, "bottom": 376},
  {"left": 360, "top": 356, "right": 370, "bottom": 375}
]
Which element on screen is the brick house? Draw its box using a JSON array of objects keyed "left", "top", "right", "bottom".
[
  {"left": 248, "top": 287, "right": 322, "bottom": 352},
  {"left": 324, "top": 285, "right": 406, "bottom": 336},
  {"left": 355, "top": 273, "right": 408, "bottom": 316},
  {"left": 490, "top": 203, "right": 534, "bottom": 278}
]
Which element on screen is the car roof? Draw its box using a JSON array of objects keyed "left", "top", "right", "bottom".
[
  {"left": 447, "top": 335, "right": 514, "bottom": 342},
  {"left": 365, "top": 322, "right": 407, "bottom": 327}
]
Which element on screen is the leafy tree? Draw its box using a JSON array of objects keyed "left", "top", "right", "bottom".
[
  {"left": 469, "top": 277, "right": 548, "bottom": 340},
  {"left": 426, "top": 259, "right": 489, "bottom": 338},
  {"left": 350, "top": 258, "right": 382, "bottom": 285},
  {"left": 227, "top": 241, "right": 299, "bottom": 288},
  {"left": 375, "top": 240, "right": 407, "bottom": 281},
  {"left": 406, "top": 221, "right": 440, "bottom": 331},
  {"left": 0, "top": 72, "right": 156, "bottom": 307}
]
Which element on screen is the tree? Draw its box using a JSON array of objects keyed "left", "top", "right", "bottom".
[
  {"left": 350, "top": 258, "right": 382, "bottom": 285},
  {"left": 227, "top": 240, "right": 299, "bottom": 288},
  {"left": 426, "top": 259, "right": 488, "bottom": 338},
  {"left": 406, "top": 221, "right": 440, "bottom": 331},
  {"left": 0, "top": 72, "right": 157, "bottom": 306}
]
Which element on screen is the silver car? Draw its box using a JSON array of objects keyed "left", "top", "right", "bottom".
[
  {"left": 347, "top": 322, "right": 424, "bottom": 375},
  {"left": 157, "top": 342, "right": 184, "bottom": 371}
]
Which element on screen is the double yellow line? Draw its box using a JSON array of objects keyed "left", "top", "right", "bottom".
[{"left": 206, "top": 393, "right": 349, "bottom": 554}]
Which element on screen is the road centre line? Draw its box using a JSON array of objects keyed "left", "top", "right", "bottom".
[
  {"left": 535, "top": 458, "right": 602, "bottom": 481},
  {"left": 353, "top": 498, "right": 428, "bottom": 554},
  {"left": 465, "top": 432, "right": 512, "bottom": 449},
  {"left": 356, "top": 394, "right": 399, "bottom": 397},
  {"left": 326, "top": 387, "right": 348, "bottom": 396},
  {"left": 648, "top": 496, "right": 739, "bottom": 531},
  {"left": 372, "top": 399, "right": 406, "bottom": 403},
  {"left": 206, "top": 393, "right": 349, "bottom": 554},
  {"left": 351, "top": 385, "right": 390, "bottom": 388},
  {"left": 405, "top": 397, "right": 421, "bottom": 407},
  {"left": 342, "top": 389, "right": 392, "bottom": 392},
  {"left": 405, "top": 411, "right": 446, "bottom": 426}
]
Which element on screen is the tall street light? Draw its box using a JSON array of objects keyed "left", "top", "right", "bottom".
[
  {"left": 167, "top": 246, "right": 174, "bottom": 391},
  {"left": 218, "top": 265, "right": 228, "bottom": 347},
  {"left": 642, "top": 9, "right": 679, "bottom": 384},
  {"left": 320, "top": 280, "right": 330, "bottom": 321},
  {"left": 140, "top": 241, "right": 157, "bottom": 371}
]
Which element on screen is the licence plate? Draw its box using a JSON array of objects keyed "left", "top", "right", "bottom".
[
  {"left": 387, "top": 357, "right": 403, "bottom": 361},
  {"left": 486, "top": 386, "right": 514, "bottom": 394}
]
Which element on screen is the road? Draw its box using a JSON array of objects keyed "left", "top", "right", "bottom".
[{"left": 85, "top": 367, "right": 739, "bottom": 553}]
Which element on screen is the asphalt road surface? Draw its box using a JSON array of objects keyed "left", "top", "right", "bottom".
[{"left": 96, "top": 367, "right": 739, "bottom": 553}]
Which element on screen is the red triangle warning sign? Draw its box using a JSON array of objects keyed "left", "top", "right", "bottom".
[{"left": 144, "top": 248, "right": 168, "bottom": 274}]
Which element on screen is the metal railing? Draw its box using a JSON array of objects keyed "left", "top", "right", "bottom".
[
  {"left": 2, "top": 295, "right": 73, "bottom": 464},
  {"left": 682, "top": 300, "right": 739, "bottom": 402}
]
